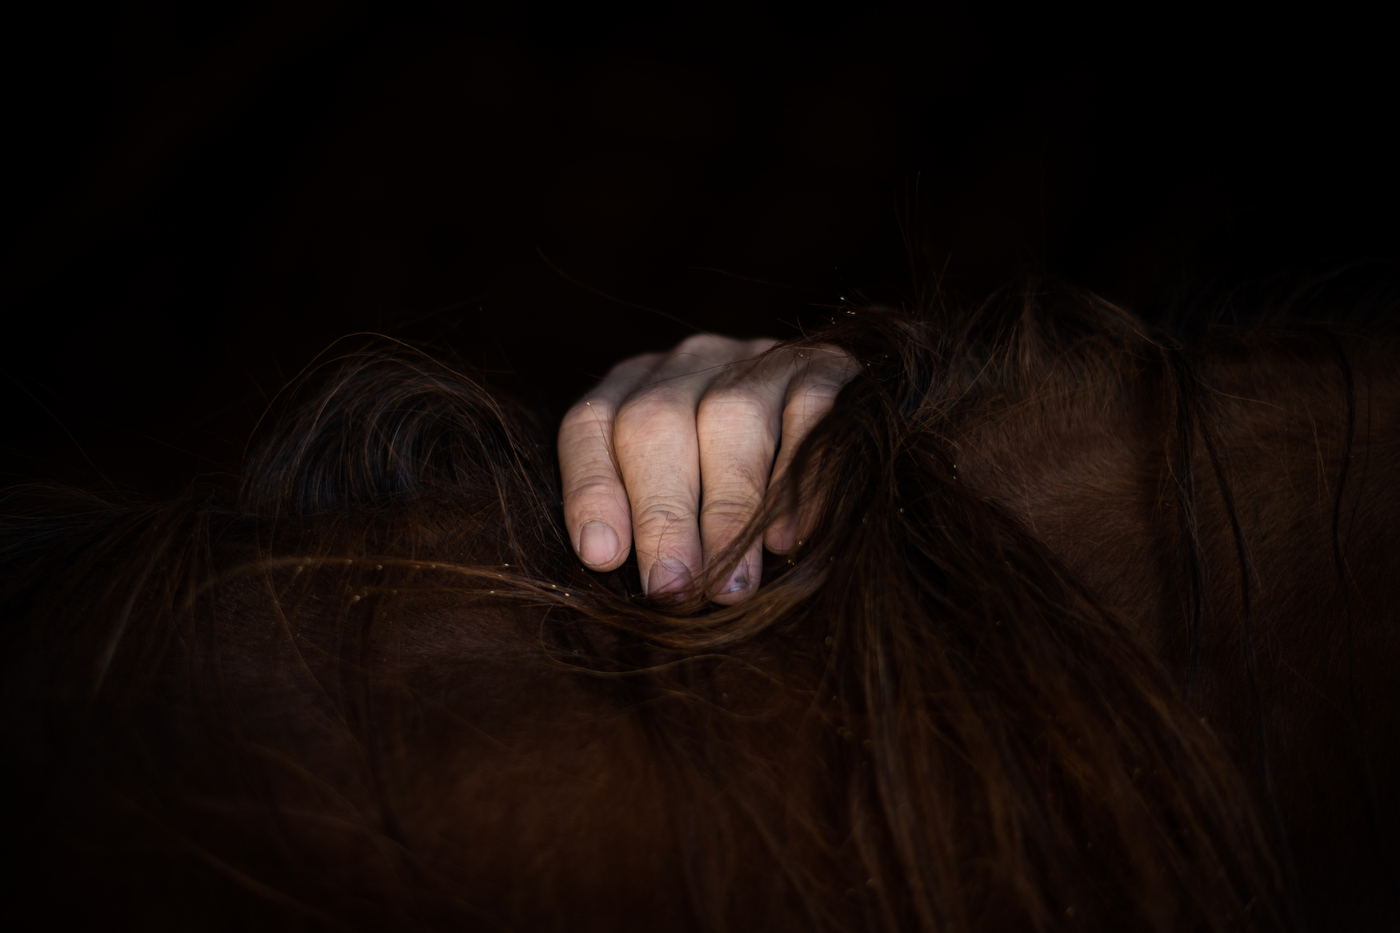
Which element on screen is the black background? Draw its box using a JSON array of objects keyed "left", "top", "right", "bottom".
[{"left": 2, "top": 2, "right": 1394, "bottom": 497}]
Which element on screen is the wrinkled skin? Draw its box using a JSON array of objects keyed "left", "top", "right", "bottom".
[{"left": 558, "top": 335, "right": 857, "bottom": 603}]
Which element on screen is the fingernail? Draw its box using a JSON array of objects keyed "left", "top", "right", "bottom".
[
  {"left": 579, "top": 521, "right": 619, "bottom": 566},
  {"left": 766, "top": 515, "right": 798, "bottom": 553},
  {"left": 646, "top": 558, "right": 690, "bottom": 597},
  {"left": 722, "top": 558, "right": 752, "bottom": 595}
]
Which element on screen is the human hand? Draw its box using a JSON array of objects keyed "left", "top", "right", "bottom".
[{"left": 558, "top": 335, "right": 858, "bottom": 604}]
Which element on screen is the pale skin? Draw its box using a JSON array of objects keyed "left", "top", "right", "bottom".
[{"left": 558, "top": 334, "right": 859, "bottom": 604}]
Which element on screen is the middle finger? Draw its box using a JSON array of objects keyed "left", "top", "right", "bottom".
[
  {"left": 696, "top": 341, "right": 788, "bottom": 603},
  {"left": 614, "top": 335, "right": 757, "bottom": 597}
]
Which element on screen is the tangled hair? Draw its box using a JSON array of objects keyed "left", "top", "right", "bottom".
[{"left": 3, "top": 277, "right": 1397, "bottom": 930}]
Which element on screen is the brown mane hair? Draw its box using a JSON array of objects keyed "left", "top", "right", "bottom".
[{"left": 3, "top": 277, "right": 1396, "bottom": 930}]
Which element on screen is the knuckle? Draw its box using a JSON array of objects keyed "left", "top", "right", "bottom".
[
  {"left": 786, "top": 377, "right": 844, "bottom": 419},
  {"left": 673, "top": 333, "right": 737, "bottom": 359},
  {"left": 632, "top": 500, "right": 697, "bottom": 538},
  {"left": 700, "top": 493, "right": 761, "bottom": 525},
  {"left": 697, "top": 387, "right": 773, "bottom": 426},
  {"left": 614, "top": 395, "right": 691, "bottom": 447},
  {"left": 712, "top": 343, "right": 797, "bottom": 394},
  {"left": 701, "top": 463, "right": 767, "bottom": 513},
  {"left": 709, "top": 458, "right": 771, "bottom": 494},
  {"left": 787, "top": 343, "right": 858, "bottom": 379},
  {"left": 566, "top": 473, "right": 623, "bottom": 501},
  {"left": 791, "top": 379, "right": 841, "bottom": 404},
  {"left": 560, "top": 399, "right": 614, "bottom": 434}
]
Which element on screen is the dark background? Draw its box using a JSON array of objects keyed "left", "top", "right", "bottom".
[{"left": 2, "top": 2, "right": 1394, "bottom": 498}]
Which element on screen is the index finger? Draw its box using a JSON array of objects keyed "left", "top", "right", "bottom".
[{"left": 558, "top": 353, "right": 661, "bottom": 571}]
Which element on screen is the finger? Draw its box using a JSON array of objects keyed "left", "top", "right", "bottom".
[
  {"left": 764, "top": 346, "right": 860, "bottom": 554},
  {"left": 559, "top": 353, "right": 661, "bottom": 571},
  {"left": 615, "top": 335, "right": 748, "bottom": 597},
  {"left": 697, "top": 339, "right": 785, "bottom": 604}
]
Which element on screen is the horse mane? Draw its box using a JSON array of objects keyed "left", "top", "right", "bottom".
[{"left": 3, "top": 274, "right": 1396, "bottom": 930}]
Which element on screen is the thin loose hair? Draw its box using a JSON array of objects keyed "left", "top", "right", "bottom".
[{"left": 5, "top": 275, "right": 1397, "bottom": 930}]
